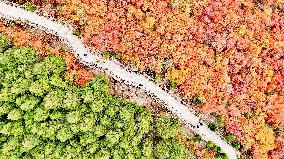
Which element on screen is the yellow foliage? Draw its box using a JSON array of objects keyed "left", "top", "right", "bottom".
[
  {"left": 276, "top": 0, "right": 284, "bottom": 6},
  {"left": 146, "top": 16, "right": 155, "bottom": 30},
  {"left": 250, "top": 43, "right": 262, "bottom": 57},
  {"left": 171, "top": 0, "right": 192, "bottom": 14},
  {"left": 260, "top": 33, "right": 271, "bottom": 48},
  {"left": 127, "top": 5, "right": 137, "bottom": 17},
  {"left": 266, "top": 67, "right": 275, "bottom": 83},
  {"left": 237, "top": 25, "right": 247, "bottom": 37},
  {"left": 143, "top": 0, "right": 149, "bottom": 8},
  {"left": 239, "top": 109, "right": 275, "bottom": 158},
  {"left": 255, "top": 125, "right": 275, "bottom": 156},
  {"left": 166, "top": 67, "right": 191, "bottom": 85}
]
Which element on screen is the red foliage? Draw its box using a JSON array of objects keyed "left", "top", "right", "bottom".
[
  {"left": 269, "top": 137, "right": 284, "bottom": 159},
  {"left": 32, "top": 0, "right": 284, "bottom": 157},
  {"left": 63, "top": 53, "right": 95, "bottom": 86},
  {"left": 265, "top": 95, "right": 284, "bottom": 131}
]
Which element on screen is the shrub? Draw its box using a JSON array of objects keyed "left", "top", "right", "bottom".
[
  {"left": 225, "top": 133, "right": 236, "bottom": 143},
  {"left": 216, "top": 114, "right": 225, "bottom": 127},
  {"left": 231, "top": 141, "right": 242, "bottom": 150},
  {"left": 205, "top": 141, "right": 228, "bottom": 158},
  {"left": 113, "top": 52, "right": 122, "bottom": 60},
  {"left": 193, "top": 93, "right": 206, "bottom": 105},
  {"left": 169, "top": 81, "right": 177, "bottom": 89},
  {"left": 102, "top": 51, "right": 110, "bottom": 60},
  {"left": 72, "top": 29, "right": 81, "bottom": 36},
  {"left": 205, "top": 141, "right": 217, "bottom": 151},
  {"left": 0, "top": 34, "right": 10, "bottom": 53},
  {"left": 192, "top": 134, "right": 202, "bottom": 142},
  {"left": 208, "top": 123, "right": 217, "bottom": 131},
  {"left": 216, "top": 152, "right": 229, "bottom": 159},
  {"left": 24, "top": 2, "right": 36, "bottom": 12}
]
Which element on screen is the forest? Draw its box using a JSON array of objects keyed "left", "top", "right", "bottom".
[{"left": 1, "top": 0, "right": 284, "bottom": 158}]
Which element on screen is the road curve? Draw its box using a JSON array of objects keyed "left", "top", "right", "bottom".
[{"left": 0, "top": 1, "right": 239, "bottom": 158}]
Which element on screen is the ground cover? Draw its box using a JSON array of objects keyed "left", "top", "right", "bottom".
[{"left": 11, "top": 0, "right": 284, "bottom": 158}]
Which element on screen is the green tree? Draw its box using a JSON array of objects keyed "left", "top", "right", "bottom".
[
  {"left": 155, "top": 139, "right": 188, "bottom": 159},
  {"left": 0, "top": 36, "right": 193, "bottom": 159},
  {"left": 0, "top": 34, "right": 11, "bottom": 53},
  {"left": 156, "top": 115, "right": 180, "bottom": 139}
]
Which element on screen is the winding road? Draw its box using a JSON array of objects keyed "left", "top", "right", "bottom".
[{"left": 0, "top": 1, "right": 239, "bottom": 158}]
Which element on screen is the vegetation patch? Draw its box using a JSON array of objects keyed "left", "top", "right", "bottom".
[{"left": 0, "top": 35, "right": 189, "bottom": 159}]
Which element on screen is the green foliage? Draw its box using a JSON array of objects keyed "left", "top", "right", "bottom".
[
  {"left": 216, "top": 152, "right": 229, "bottom": 159},
  {"left": 155, "top": 75, "right": 162, "bottom": 83},
  {"left": 216, "top": 114, "right": 225, "bottom": 127},
  {"left": 208, "top": 123, "right": 218, "bottom": 131},
  {"left": 192, "top": 134, "right": 202, "bottom": 142},
  {"left": 155, "top": 139, "right": 188, "bottom": 159},
  {"left": 102, "top": 51, "right": 110, "bottom": 60},
  {"left": 140, "top": 139, "right": 154, "bottom": 158},
  {"left": 29, "top": 78, "right": 50, "bottom": 97},
  {"left": 225, "top": 133, "right": 236, "bottom": 143},
  {"left": 231, "top": 141, "right": 242, "bottom": 150},
  {"left": 33, "top": 55, "right": 66, "bottom": 77},
  {"left": 169, "top": 80, "right": 177, "bottom": 89},
  {"left": 243, "top": 113, "right": 250, "bottom": 118},
  {"left": 72, "top": 29, "right": 81, "bottom": 36},
  {"left": 0, "top": 34, "right": 11, "bottom": 53},
  {"left": 0, "top": 38, "right": 190, "bottom": 159},
  {"left": 113, "top": 52, "right": 122, "bottom": 60},
  {"left": 156, "top": 115, "right": 180, "bottom": 139},
  {"left": 7, "top": 109, "right": 23, "bottom": 121},
  {"left": 205, "top": 141, "right": 217, "bottom": 151},
  {"left": 243, "top": 112, "right": 258, "bottom": 119},
  {"left": 24, "top": 2, "right": 36, "bottom": 12},
  {"left": 193, "top": 93, "right": 206, "bottom": 105},
  {"left": 205, "top": 141, "right": 228, "bottom": 159}
]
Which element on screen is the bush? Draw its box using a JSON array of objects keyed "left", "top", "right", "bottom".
[
  {"left": 24, "top": 2, "right": 36, "bottom": 12},
  {"left": 208, "top": 123, "right": 218, "bottom": 131},
  {"left": 205, "top": 141, "right": 217, "bottom": 151},
  {"left": 169, "top": 81, "right": 177, "bottom": 89},
  {"left": 193, "top": 93, "right": 206, "bottom": 105},
  {"left": 0, "top": 34, "right": 10, "bottom": 53},
  {"left": 216, "top": 114, "right": 225, "bottom": 127},
  {"left": 231, "top": 141, "right": 242, "bottom": 150},
  {"left": 216, "top": 152, "right": 229, "bottom": 159},
  {"left": 102, "top": 51, "right": 110, "bottom": 60},
  {"left": 192, "top": 134, "right": 202, "bottom": 142},
  {"left": 225, "top": 133, "right": 236, "bottom": 143},
  {"left": 205, "top": 141, "right": 228, "bottom": 159}
]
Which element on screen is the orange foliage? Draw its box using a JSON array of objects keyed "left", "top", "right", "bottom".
[
  {"left": 265, "top": 95, "right": 284, "bottom": 132},
  {"left": 38, "top": 0, "right": 283, "bottom": 157},
  {"left": 5, "top": 0, "right": 284, "bottom": 157},
  {"left": 226, "top": 109, "right": 275, "bottom": 158},
  {"left": 0, "top": 21, "right": 94, "bottom": 86}
]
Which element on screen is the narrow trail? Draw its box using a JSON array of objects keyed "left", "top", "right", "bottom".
[{"left": 0, "top": 1, "right": 239, "bottom": 158}]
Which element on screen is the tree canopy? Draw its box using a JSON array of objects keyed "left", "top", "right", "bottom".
[{"left": 0, "top": 34, "right": 188, "bottom": 159}]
